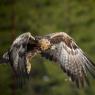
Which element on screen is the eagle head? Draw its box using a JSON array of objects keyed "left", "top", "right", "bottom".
[{"left": 38, "top": 38, "right": 51, "bottom": 51}]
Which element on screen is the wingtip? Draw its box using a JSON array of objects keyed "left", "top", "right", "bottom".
[
  {"left": 0, "top": 57, "right": 8, "bottom": 64},
  {"left": 0, "top": 52, "right": 10, "bottom": 64}
]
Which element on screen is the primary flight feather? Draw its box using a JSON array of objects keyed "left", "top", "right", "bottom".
[
  {"left": 0, "top": 32, "right": 38, "bottom": 86},
  {"left": 1, "top": 32, "right": 95, "bottom": 88}
]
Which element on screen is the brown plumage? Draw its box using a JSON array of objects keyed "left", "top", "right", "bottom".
[{"left": 1, "top": 32, "right": 95, "bottom": 88}]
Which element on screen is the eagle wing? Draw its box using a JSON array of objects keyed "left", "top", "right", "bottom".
[
  {"left": 2, "top": 32, "right": 38, "bottom": 87},
  {"left": 41, "top": 32, "right": 95, "bottom": 87}
]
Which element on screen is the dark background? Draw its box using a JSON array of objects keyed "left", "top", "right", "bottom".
[{"left": 0, "top": 0, "right": 95, "bottom": 95}]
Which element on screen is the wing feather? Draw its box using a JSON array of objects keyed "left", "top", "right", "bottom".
[
  {"left": 42, "top": 32, "right": 95, "bottom": 87},
  {"left": 2, "top": 32, "right": 38, "bottom": 87}
]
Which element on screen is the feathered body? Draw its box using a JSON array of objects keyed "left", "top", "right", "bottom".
[{"left": 1, "top": 32, "right": 95, "bottom": 88}]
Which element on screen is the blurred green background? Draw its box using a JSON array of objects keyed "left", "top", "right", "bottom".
[{"left": 0, "top": 0, "right": 95, "bottom": 95}]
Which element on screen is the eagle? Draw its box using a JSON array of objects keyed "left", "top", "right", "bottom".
[{"left": 0, "top": 32, "right": 95, "bottom": 88}]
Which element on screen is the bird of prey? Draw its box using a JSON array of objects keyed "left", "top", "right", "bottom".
[{"left": 1, "top": 32, "right": 95, "bottom": 88}]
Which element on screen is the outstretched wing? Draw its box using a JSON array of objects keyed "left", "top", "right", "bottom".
[
  {"left": 2, "top": 32, "right": 38, "bottom": 87},
  {"left": 41, "top": 32, "right": 95, "bottom": 87}
]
